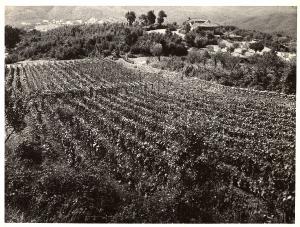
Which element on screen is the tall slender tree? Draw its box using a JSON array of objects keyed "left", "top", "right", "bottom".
[
  {"left": 5, "top": 25, "right": 21, "bottom": 49},
  {"left": 139, "top": 14, "right": 148, "bottom": 26},
  {"left": 147, "top": 10, "right": 156, "bottom": 25},
  {"left": 157, "top": 10, "right": 167, "bottom": 25},
  {"left": 125, "top": 11, "right": 136, "bottom": 26}
]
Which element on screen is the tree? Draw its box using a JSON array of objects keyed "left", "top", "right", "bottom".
[
  {"left": 187, "top": 50, "right": 210, "bottom": 65},
  {"left": 185, "top": 32, "right": 196, "bottom": 46},
  {"left": 157, "top": 10, "right": 167, "bottom": 26},
  {"left": 125, "top": 11, "right": 136, "bottom": 26},
  {"left": 124, "top": 28, "right": 138, "bottom": 46},
  {"left": 228, "top": 46, "right": 235, "bottom": 53},
  {"left": 218, "top": 41, "right": 226, "bottom": 49},
  {"left": 165, "top": 28, "right": 173, "bottom": 37},
  {"left": 139, "top": 14, "right": 148, "bottom": 26},
  {"left": 150, "top": 43, "right": 163, "bottom": 61},
  {"left": 214, "top": 51, "right": 226, "bottom": 68},
  {"left": 283, "top": 60, "right": 296, "bottom": 94},
  {"left": 187, "top": 50, "right": 203, "bottom": 64},
  {"left": 147, "top": 10, "right": 156, "bottom": 25},
  {"left": 183, "top": 22, "right": 191, "bottom": 33},
  {"left": 249, "top": 42, "right": 264, "bottom": 52},
  {"left": 194, "top": 36, "right": 208, "bottom": 48},
  {"left": 233, "top": 42, "right": 240, "bottom": 49},
  {"left": 5, "top": 25, "right": 21, "bottom": 49}
]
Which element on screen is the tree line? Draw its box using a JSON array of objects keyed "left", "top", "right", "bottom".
[
  {"left": 125, "top": 10, "right": 167, "bottom": 26},
  {"left": 5, "top": 17, "right": 184, "bottom": 64}
]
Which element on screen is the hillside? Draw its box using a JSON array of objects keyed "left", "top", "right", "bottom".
[
  {"left": 5, "top": 6, "right": 297, "bottom": 36},
  {"left": 5, "top": 58, "right": 295, "bottom": 223}
]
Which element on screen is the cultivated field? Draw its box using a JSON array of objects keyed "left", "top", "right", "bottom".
[{"left": 5, "top": 58, "right": 295, "bottom": 223}]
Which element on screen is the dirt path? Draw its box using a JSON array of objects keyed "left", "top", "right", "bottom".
[{"left": 116, "top": 57, "right": 181, "bottom": 80}]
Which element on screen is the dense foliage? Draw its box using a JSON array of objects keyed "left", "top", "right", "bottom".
[
  {"left": 151, "top": 50, "right": 296, "bottom": 94},
  {"left": 184, "top": 25, "right": 295, "bottom": 52},
  {"left": 5, "top": 59, "right": 295, "bottom": 223},
  {"left": 125, "top": 11, "right": 136, "bottom": 26},
  {"left": 5, "top": 22, "right": 187, "bottom": 63},
  {"left": 5, "top": 25, "right": 23, "bottom": 49}
]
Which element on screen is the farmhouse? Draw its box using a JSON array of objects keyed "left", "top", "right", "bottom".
[
  {"left": 227, "top": 34, "right": 243, "bottom": 41},
  {"left": 187, "top": 18, "right": 220, "bottom": 31}
]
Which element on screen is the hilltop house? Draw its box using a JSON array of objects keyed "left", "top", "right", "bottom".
[
  {"left": 187, "top": 18, "right": 220, "bottom": 31},
  {"left": 226, "top": 33, "right": 243, "bottom": 41}
]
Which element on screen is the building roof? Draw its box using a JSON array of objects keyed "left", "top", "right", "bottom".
[
  {"left": 187, "top": 18, "right": 210, "bottom": 22},
  {"left": 187, "top": 18, "right": 220, "bottom": 28},
  {"left": 194, "top": 23, "right": 220, "bottom": 28}
]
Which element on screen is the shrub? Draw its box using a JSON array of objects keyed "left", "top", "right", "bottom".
[
  {"left": 183, "top": 22, "right": 191, "bottom": 33},
  {"left": 124, "top": 29, "right": 138, "bottom": 46},
  {"left": 15, "top": 141, "right": 43, "bottom": 165},
  {"left": 282, "top": 60, "right": 296, "bottom": 94},
  {"left": 55, "top": 45, "right": 85, "bottom": 60},
  {"left": 249, "top": 42, "right": 264, "bottom": 52},
  {"left": 187, "top": 50, "right": 210, "bottom": 65},
  {"left": 194, "top": 36, "right": 208, "bottom": 48},
  {"left": 218, "top": 41, "right": 227, "bottom": 49},
  {"left": 187, "top": 50, "right": 202, "bottom": 64},
  {"left": 103, "top": 49, "right": 112, "bottom": 57},
  {"left": 152, "top": 56, "right": 185, "bottom": 71},
  {"left": 31, "top": 165, "right": 122, "bottom": 222},
  {"left": 5, "top": 54, "right": 19, "bottom": 64},
  {"left": 167, "top": 42, "right": 188, "bottom": 56},
  {"left": 185, "top": 32, "right": 196, "bottom": 46},
  {"left": 228, "top": 46, "right": 235, "bottom": 53},
  {"left": 166, "top": 23, "right": 178, "bottom": 31},
  {"left": 165, "top": 28, "right": 173, "bottom": 37},
  {"left": 150, "top": 43, "right": 163, "bottom": 61},
  {"left": 5, "top": 25, "right": 22, "bottom": 49}
]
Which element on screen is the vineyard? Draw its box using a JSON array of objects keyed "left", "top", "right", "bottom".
[{"left": 5, "top": 58, "right": 295, "bottom": 223}]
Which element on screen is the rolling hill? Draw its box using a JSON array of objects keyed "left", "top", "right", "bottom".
[{"left": 5, "top": 6, "right": 297, "bottom": 36}]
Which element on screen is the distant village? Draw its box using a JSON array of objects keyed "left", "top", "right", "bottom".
[{"left": 20, "top": 17, "right": 122, "bottom": 31}]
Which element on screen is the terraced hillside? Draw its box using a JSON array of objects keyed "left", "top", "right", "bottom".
[{"left": 5, "top": 58, "right": 295, "bottom": 223}]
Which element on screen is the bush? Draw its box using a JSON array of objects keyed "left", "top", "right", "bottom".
[
  {"left": 194, "top": 36, "right": 208, "bottom": 48},
  {"left": 167, "top": 42, "right": 188, "bottom": 56},
  {"left": 166, "top": 23, "right": 178, "bottom": 31},
  {"left": 187, "top": 50, "right": 210, "bottom": 65},
  {"left": 152, "top": 56, "right": 185, "bottom": 71},
  {"left": 187, "top": 50, "right": 202, "bottom": 64},
  {"left": 233, "top": 42, "right": 240, "bottom": 49},
  {"left": 183, "top": 22, "right": 191, "bottom": 34},
  {"left": 185, "top": 32, "right": 196, "bottom": 46},
  {"left": 15, "top": 141, "right": 43, "bottom": 165},
  {"left": 5, "top": 25, "right": 22, "bottom": 49},
  {"left": 102, "top": 49, "right": 112, "bottom": 57},
  {"left": 150, "top": 43, "right": 163, "bottom": 60},
  {"left": 249, "top": 42, "right": 264, "bottom": 52},
  {"left": 55, "top": 45, "right": 85, "bottom": 60},
  {"left": 218, "top": 41, "right": 227, "bottom": 49},
  {"left": 5, "top": 54, "right": 19, "bottom": 64},
  {"left": 31, "top": 166, "right": 122, "bottom": 223}
]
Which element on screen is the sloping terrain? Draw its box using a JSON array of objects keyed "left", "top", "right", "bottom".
[
  {"left": 5, "top": 6, "right": 297, "bottom": 36},
  {"left": 5, "top": 58, "right": 295, "bottom": 222}
]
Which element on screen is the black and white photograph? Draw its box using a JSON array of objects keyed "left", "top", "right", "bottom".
[{"left": 3, "top": 1, "right": 298, "bottom": 224}]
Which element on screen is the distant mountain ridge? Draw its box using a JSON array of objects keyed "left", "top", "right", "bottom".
[{"left": 5, "top": 6, "right": 297, "bottom": 36}]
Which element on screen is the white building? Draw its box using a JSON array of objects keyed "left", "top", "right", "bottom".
[{"left": 186, "top": 18, "right": 220, "bottom": 31}]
